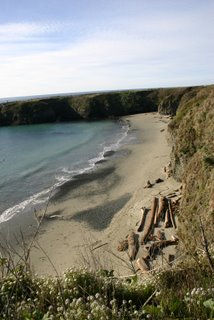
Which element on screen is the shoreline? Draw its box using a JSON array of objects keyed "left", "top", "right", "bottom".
[
  {"left": 0, "top": 112, "right": 180, "bottom": 276},
  {"left": 0, "top": 117, "right": 129, "bottom": 222}
]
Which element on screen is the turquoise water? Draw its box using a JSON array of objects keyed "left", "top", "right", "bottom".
[{"left": 0, "top": 120, "right": 129, "bottom": 222}]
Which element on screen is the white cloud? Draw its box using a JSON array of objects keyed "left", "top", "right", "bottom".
[
  {"left": 0, "top": 3, "right": 214, "bottom": 98},
  {"left": 0, "top": 22, "right": 64, "bottom": 42}
]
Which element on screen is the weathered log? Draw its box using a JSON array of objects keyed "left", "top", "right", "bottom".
[
  {"left": 155, "top": 196, "right": 167, "bottom": 225},
  {"left": 166, "top": 192, "right": 177, "bottom": 198},
  {"left": 127, "top": 232, "right": 138, "bottom": 261},
  {"left": 136, "top": 257, "right": 150, "bottom": 272},
  {"left": 140, "top": 197, "right": 158, "bottom": 245},
  {"left": 164, "top": 209, "right": 171, "bottom": 228},
  {"left": 153, "top": 199, "right": 159, "bottom": 226},
  {"left": 168, "top": 199, "right": 176, "bottom": 229},
  {"left": 149, "top": 239, "right": 179, "bottom": 256},
  {"left": 137, "top": 207, "right": 148, "bottom": 232}
]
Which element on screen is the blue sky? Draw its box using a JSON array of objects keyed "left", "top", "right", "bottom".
[{"left": 0, "top": 0, "right": 214, "bottom": 98}]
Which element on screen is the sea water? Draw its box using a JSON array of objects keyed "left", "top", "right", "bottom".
[{"left": 0, "top": 120, "right": 129, "bottom": 222}]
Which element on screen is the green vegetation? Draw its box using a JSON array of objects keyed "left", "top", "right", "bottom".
[
  {"left": 0, "top": 256, "right": 213, "bottom": 319},
  {"left": 0, "top": 86, "right": 202, "bottom": 126},
  {"left": 168, "top": 85, "right": 214, "bottom": 262}
]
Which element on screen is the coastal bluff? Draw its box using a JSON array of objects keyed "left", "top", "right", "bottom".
[{"left": 0, "top": 85, "right": 208, "bottom": 126}]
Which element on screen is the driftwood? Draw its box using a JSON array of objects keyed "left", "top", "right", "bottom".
[
  {"left": 137, "top": 207, "right": 149, "bottom": 232},
  {"left": 166, "top": 192, "right": 177, "bottom": 198},
  {"left": 140, "top": 197, "right": 158, "bottom": 245},
  {"left": 156, "top": 230, "right": 165, "bottom": 240},
  {"left": 164, "top": 209, "right": 171, "bottom": 228},
  {"left": 144, "top": 180, "right": 153, "bottom": 188},
  {"left": 141, "top": 246, "right": 150, "bottom": 259},
  {"left": 153, "top": 199, "right": 159, "bottom": 226},
  {"left": 155, "top": 196, "right": 167, "bottom": 226},
  {"left": 168, "top": 199, "right": 176, "bottom": 229},
  {"left": 172, "top": 195, "right": 182, "bottom": 203},
  {"left": 127, "top": 232, "right": 138, "bottom": 261},
  {"left": 149, "top": 239, "right": 179, "bottom": 256},
  {"left": 117, "top": 240, "right": 128, "bottom": 252},
  {"left": 92, "top": 243, "right": 108, "bottom": 251},
  {"left": 164, "top": 162, "right": 172, "bottom": 178},
  {"left": 136, "top": 257, "right": 150, "bottom": 272}
]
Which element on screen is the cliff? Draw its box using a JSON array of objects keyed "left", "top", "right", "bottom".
[
  {"left": 168, "top": 85, "right": 214, "bottom": 261},
  {"left": 0, "top": 86, "right": 202, "bottom": 126}
]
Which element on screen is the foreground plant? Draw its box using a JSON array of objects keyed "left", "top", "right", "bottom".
[{"left": 0, "top": 255, "right": 214, "bottom": 319}]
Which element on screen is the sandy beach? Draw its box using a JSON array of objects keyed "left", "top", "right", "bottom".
[{"left": 0, "top": 113, "right": 180, "bottom": 276}]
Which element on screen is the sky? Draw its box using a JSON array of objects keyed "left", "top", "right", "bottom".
[{"left": 0, "top": 0, "right": 214, "bottom": 98}]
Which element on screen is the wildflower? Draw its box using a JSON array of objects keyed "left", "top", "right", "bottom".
[{"left": 95, "top": 293, "right": 100, "bottom": 299}]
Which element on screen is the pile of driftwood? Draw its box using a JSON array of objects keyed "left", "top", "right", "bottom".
[{"left": 117, "top": 194, "right": 180, "bottom": 273}]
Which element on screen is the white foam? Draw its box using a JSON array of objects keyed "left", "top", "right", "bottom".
[
  {"left": 0, "top": 120, "right": 130, "bottom": 224},
  {"left": 0, "top": 187, "right": 52, "bottom": 223}
]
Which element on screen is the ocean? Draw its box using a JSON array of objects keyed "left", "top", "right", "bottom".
[{"left": 0, "top": 119, "right": 130, "bottom": 223}]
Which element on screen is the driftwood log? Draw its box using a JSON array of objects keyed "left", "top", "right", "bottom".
[
  {"left": 136, "top": 257, "right": 150, "bottom": 272},
  {"left": 137, "top": 207, "right": 148, "bottom": 232},
  {"left": 155, "top": 196, "right": 167, "bottom": 226},
  {"left": 168, "top": 199, "right": 176, "bottom": 229},
  {"left": 164, "top": 209, "right": 171, "bottom": 228},
  {"left": 140, "top": 197, "right": 158, "bottom": 245},
  {"left": 149, "top": 239, "right": 179, "bottom": 256},
  {"left": 127, "top": 232, "right": 138, "bottom": 261},
  {"left": 153, "top": 199, "right": 159, "bottom": 226}
]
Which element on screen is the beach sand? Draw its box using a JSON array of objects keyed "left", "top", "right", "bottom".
[{"left": 0, "top": 113, "right": 181, "bottom": 276}]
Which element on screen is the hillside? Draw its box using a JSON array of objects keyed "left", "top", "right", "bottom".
[
  {"left": 0, "top": 86, "right": 203, "bottom": 126},
  {"left": 168, "top": 85, "right": 214, "bottom": 265}
]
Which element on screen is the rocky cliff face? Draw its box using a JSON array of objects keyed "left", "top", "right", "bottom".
[{"left": 0, "top": 86, "right": 203, "bottom": 126}]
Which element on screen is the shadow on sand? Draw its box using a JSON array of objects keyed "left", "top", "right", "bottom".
[{"left": 71, "top": 193, "right": 131, "bottom": 230}]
